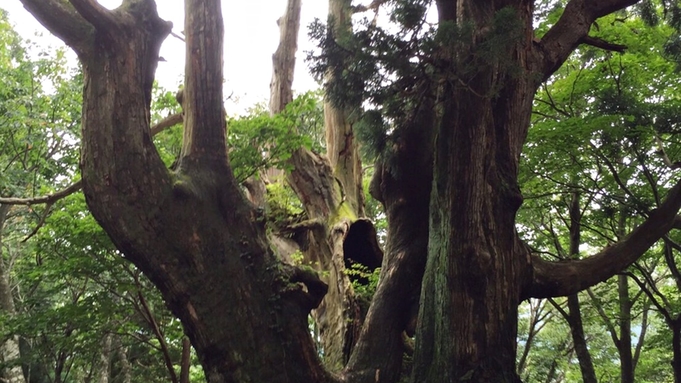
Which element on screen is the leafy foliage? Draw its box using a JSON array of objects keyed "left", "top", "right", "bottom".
[
  {"left": 227, "top": 91, "right": 322, "bottom": 182},
  {"left": 517, "top": 9, "right": 681, "bottom": 382}
]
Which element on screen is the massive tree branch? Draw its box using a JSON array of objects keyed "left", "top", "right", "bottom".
[
  {"left": 535, "top": 0, "right": 639, "bottom": 81},
  {"left": 179, "top": 0, "right": 226, "bottom": 164},
  {"left": 20, "top": 0, "right": 92, "bottom": 55},
  {"left": 527, "top": 179, "right": 681, "bottom": 298}
]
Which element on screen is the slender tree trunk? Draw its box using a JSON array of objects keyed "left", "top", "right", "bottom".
[
  {"left": 673, "top": 319, "right": 681, "bottom": 383},
  {"left": 0, "top": 204, "right": 26, "bottom": 383},
  {"left": 618, "top": 274, "right": 635, "bottom": 383},
  {"left": 567, "top": 294, "right": 598, "bottom": 383},
  {"left": 180, "top": 337, "right": 191, "bottom": 383},
  {"left": 566, "top": 190, "right": 597, "bottom": 383},
  {"left": 113, "top": 336, "right": 132, "bottom": 383},
  {"left": 517, "top": 299, "right": 551, "bottom": 376},
  {"left": 97, "top": 334, "right": 112, "bottom": 383}
]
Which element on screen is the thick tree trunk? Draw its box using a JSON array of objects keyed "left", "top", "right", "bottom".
[
  {"left": 23, "top": 0, "right": 681, "bottom": 382},
  {"left": 345, "top": 90, "right": 435, "bottom": 382},
  {"left": 412, "top": 2, "right": 534, "bottom": 381}
]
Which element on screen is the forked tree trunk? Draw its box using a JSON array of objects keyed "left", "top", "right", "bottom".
[
  {"left": 21, "top": 1, "right": 333, "bottom": 382},
  {"left": 325, "top": 0, "right": 364, "bottom": 216}
]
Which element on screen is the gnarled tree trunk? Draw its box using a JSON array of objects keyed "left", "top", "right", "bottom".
[{"left": 20, "top": 0, "right": 681, "bottom": 382}]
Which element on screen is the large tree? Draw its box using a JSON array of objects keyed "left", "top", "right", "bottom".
[{"left": 14, "top": 0, "right": 681, "bottom": 382}]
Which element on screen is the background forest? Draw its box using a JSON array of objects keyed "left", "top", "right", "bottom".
[{"left": 1, "top": 1, "right": 681, "bottom": 382}]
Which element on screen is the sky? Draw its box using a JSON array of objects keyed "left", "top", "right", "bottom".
[{"left": 0, "top": 0, "right": 328, "bottom": 115}]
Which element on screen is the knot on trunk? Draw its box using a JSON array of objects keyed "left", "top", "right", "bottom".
[{"left": 280, "top": 264, "right": 329, "bottom": 312}]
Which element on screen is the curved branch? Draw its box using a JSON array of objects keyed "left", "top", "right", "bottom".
[
  {"left": 535, "top": 0, "right": 639, "bottom": 81},
  {"left": 20, "top": 0, "right": 93, "bottom": 55},
  {"left": 527, "top": 178, "right": 681, "bottom": 298}
]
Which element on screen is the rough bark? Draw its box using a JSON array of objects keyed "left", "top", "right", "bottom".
[
  {"left": 269, "top": 0, "right": 301, "bottom": 116},
  {"left": 344, "top": 86, "right": 435, "bottom": 382},
  {"left": 325, "top": 0, "right": 365, "bottom": 216},
  {"left": 411, "top": 2, "right": 534, "bottom": 381},
  {"left": 21, "top": 1, "right": 333, "bottom": 382},
  {"left": 286, "top": 147, "right": 369, "bottom": 370}
]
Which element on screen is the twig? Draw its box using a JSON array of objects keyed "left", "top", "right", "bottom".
[
  {"left": 0, "top": 181, "right": 82, "bottom": 206},
  {"left": 21, "top": 202, "right": 54, "bottom": 243}
]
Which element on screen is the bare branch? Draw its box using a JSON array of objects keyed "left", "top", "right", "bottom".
[
  {"left": 20, "top": 0, "right": 92, "bottom": 54},
  {"left": 535, "top": 0, "right": 640, "bottom": 81},
  {"left": 21, "top": 202, "right": 54, "bottom": 243},
  {"left": 0, "top": 115, "right": 182, "bottom": 207},
  {"left": 0, "top": 181, "right": 82, "bottom": 206},
  {"left": 527, "top": 177, "right": 681, "bottom": 298},
  {"left": 150, "top": 113, "right": 183, "bottom": 136},
  {"left": 579, "top": 35, "right": 627, "bottom": 52}
]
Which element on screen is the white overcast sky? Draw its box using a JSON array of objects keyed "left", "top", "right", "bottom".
[{"left": 0, "top": 0, "right": 328, "bottom": 115}]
